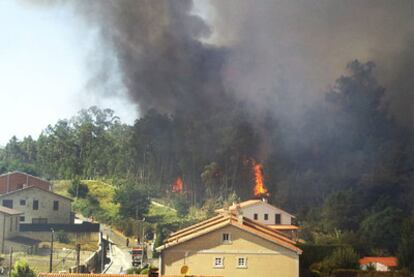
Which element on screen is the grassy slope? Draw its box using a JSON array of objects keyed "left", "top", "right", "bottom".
[
  {"left": 52, "top": 180, "right": 192, "bottom": 225},
  {"left": 53, "top": 179, "right": 119, "bottom": 222}
]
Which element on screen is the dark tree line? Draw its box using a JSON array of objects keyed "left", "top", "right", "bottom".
[{"left": 1, "top": 61, "right": 414, "bottom": 259}]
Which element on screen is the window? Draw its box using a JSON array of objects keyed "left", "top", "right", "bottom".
[
  {"left": 15, "top": 217, "right": 18, "bottom": 230},
  {"left": 213, "top": 257, "right": 224, "bottom": 268},
  {"left": 237, "top": 257, "right": 247, "bottom": 268},
  {"left": 33, "top": 200, "right": 39, "bottom": 210},
  {"left": 222, "top": 233, "right": 231, "bottom": 243},
  {"left": 32, "top": 218, "right": 47, "bottom": 224},
  {"left": 264, "top": 213, "right": 269, "bottom": 220},
  {"left": 275, "top": 214, "right": 281, "bottom": 224},
  {"left": 20, "top": 216, "right": 25, "bottom": 222},
  {"left": 53, "top": 201, "right": 59, "bottom": 211},
  {"left": 253, "top": 213, "right": 258, "bottom": 220},
  {"left": 10, "top": 217, "right": 13, "bottom": 232},
  {"left": 20, "top": 199, "right": 26, "bottom": 206},
  {"left": 2, "top": 199, "right": 13, "bottom": 209}
]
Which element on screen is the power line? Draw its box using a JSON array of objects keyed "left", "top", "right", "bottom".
[{"left": 52, "top": 249, "right": 75, "bottom": 272}]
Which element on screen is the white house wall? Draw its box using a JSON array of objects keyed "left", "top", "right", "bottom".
[
  {"left": 0, "top": 188, "right": 71, "bottom": 224},
  {"left": 241, "top": 202, "right": 293, "bottom": 225}
]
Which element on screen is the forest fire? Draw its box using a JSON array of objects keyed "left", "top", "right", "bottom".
[
  {"left": 253, "top": 161, "right": 269, "bottom": 197},
  {"left": 172, "top": 176, "right": 184, "bottom": 193}
]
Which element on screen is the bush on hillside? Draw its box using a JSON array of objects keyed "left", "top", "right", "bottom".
[
  {"left": 172, "top": 194, "right": 190, "bottom": 217},
  {"left": 67, "top": 178, "right": 89, "bottom": 198}
]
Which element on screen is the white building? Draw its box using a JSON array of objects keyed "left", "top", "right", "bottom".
[
  {"left": 0, "top": 186, "right": 73, "bottom": 224},
  {"left": 216, "top": 199, "right": 298, "bottom": 239}
]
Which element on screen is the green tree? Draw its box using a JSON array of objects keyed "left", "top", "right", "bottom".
[
  {"left": 67, "top": 178, "right": 89, "bottom": 198},
  {"left": 311, "top": 246, "right": 359, "bottom": 276},
  {"left": 397, "top": 216, "right": 414, "bottom": 272},
  {"left": 113, "top": 182, "right": 150, "bottom": 219},
  {"left": 172, "top": 194, "right": 190, "bottom": 217},
  {"left": 360, "top": 207, "right": 404, "bottom": 252}
]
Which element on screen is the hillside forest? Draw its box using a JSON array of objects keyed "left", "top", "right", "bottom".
[{"left": 1, "top": 61, "right": 414, "bottom": 273}]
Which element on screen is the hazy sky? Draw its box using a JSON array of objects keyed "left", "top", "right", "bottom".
[{"left": 0, "top": 1, "right": 137, "bottom": 146}]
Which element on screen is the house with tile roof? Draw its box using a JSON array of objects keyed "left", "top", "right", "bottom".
[
  {"left": 359, "top": 257, "right": 398, "bottom": 272},
  {"left": 215, "top": 199, "right": 298, "bottom": 240},
  {"left": 0, "top": 186, "right": 73, "bottom": 224},
  {"left": 157, "top": 212, "right": 302, "bottom": 277},
  {"left": 0, "top": 171, "right": 52, "bottom": 194}
]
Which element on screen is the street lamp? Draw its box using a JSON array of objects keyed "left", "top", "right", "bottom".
[{"left": 49, "top": 228, "right": 54, "bottom": 273}]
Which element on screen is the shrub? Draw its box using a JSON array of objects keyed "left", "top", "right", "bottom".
[
  {"left": 310, "top": 246, "right": 359, "bottom": 276},
  {"left": 67, "top": 178, "right": 89, "bottom": 198},
  {"left": 172, "top": 194, "right": 190, "bottom": 217},
  {"left": 11, "top": 260, "right": 36, "bottom": 277},
  {"left": 55, "top": 230, "right": 70, "bottom": 243}
]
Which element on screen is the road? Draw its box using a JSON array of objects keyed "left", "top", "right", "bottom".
[{"left": 101, "top": 225, "right": 131, "bottom": 273}]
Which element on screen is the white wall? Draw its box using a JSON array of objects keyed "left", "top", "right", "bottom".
[
  {"left": 241, "top": 202, "right": 293, "bottom": 225},
  {"left": 0, "top": 188, "right": 71, "bottom": 224}
]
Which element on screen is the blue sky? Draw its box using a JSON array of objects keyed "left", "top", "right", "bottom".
[{"left": 0, "top": 1, "right": 137, "bottom": 146}]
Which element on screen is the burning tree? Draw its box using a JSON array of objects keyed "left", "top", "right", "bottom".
[
  {"left": 252, "top": 160, "right": 269, "bottom": 198},
  {"left": 170, "top": 176, "right": 189, "bottom": 216},
  {"left": 172, "top": 176, "right": 184, "bottom": 193}
]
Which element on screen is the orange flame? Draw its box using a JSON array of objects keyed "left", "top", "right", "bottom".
[
  {"left": 253, "top": 161, "right": 268, "bottom": 197},
  {"left": 172, "top": 176, "right": 184, "bottom": 193}
]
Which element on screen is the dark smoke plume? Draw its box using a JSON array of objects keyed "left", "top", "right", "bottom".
[
  {"left": 22, "top": 0, "right": 414, "bottom": 146},
  {"left": 26, "top": 0, "right": 414, "bottom": 124},
  {"left": 209, "top": 0, "right": 414, "bottom": 124},
  {"left": 71, "top": 0, "right": 229, "bottom": 116}
]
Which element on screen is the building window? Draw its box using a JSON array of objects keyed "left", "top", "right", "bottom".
[
  {"left": 253, "top": 213, "right": 258, "bottom": 220},
  {"left": 53, "top": 201, "right": 59, "bottom": 211},
  {"left": 275, "top": 213, "right": 281, "bottom": 224},
  {"left": 237, "top": 257, "right": 247, "bottom": 268},
  {"left": 33, "top": 200, "right": 39, "bottom": 210},
  {"left": 20, "top": 216, "right": 25, "bottom": 222},
  {"left": 213, "top": 257, "right": 224, "bottom": 268},
  {"left": 10, "top": 217, "right": 13, "bottom": 232},
  {"left": 20, "top": 199, "right": 26, "bottom": 206},
  {"left": 2, "top": 199, "right": 13, "bottom": 209},
  {"left": 222, "top": 233, "right": 231, "bottom": 243},
  {"left": 32, "top": 218, "right": 47, "bottom": 224},
  {"left": 264, "top": 213, "right": 269, "bottom": 220},
  {"left": 15, "top": 217, "right": 18, "bottom": 230}
]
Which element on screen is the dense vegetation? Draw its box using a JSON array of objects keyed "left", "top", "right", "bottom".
[{"left": 1, "top": 61, "right": 414, "bottom": 272}]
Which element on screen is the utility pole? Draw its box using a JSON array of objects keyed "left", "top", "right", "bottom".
[
  {"left": 8, "top": 247, "right": 13, "bottom": 277},
  {"left": 141, "top": 218, "right": 145, "bottom": 267},
  {"left": 49, "top": 228, "right": 54, "bottom": 273}
]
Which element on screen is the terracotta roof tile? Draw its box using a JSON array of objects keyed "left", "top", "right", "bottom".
[
  {"left": 157, "top": 213, "right": 302, "bottom": 254},
  {"left": 359, "top": 257, "right": 398, "bottom": 267},
  {"left": 268, "top": 225, "right": 299, "bottom": 230}
]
